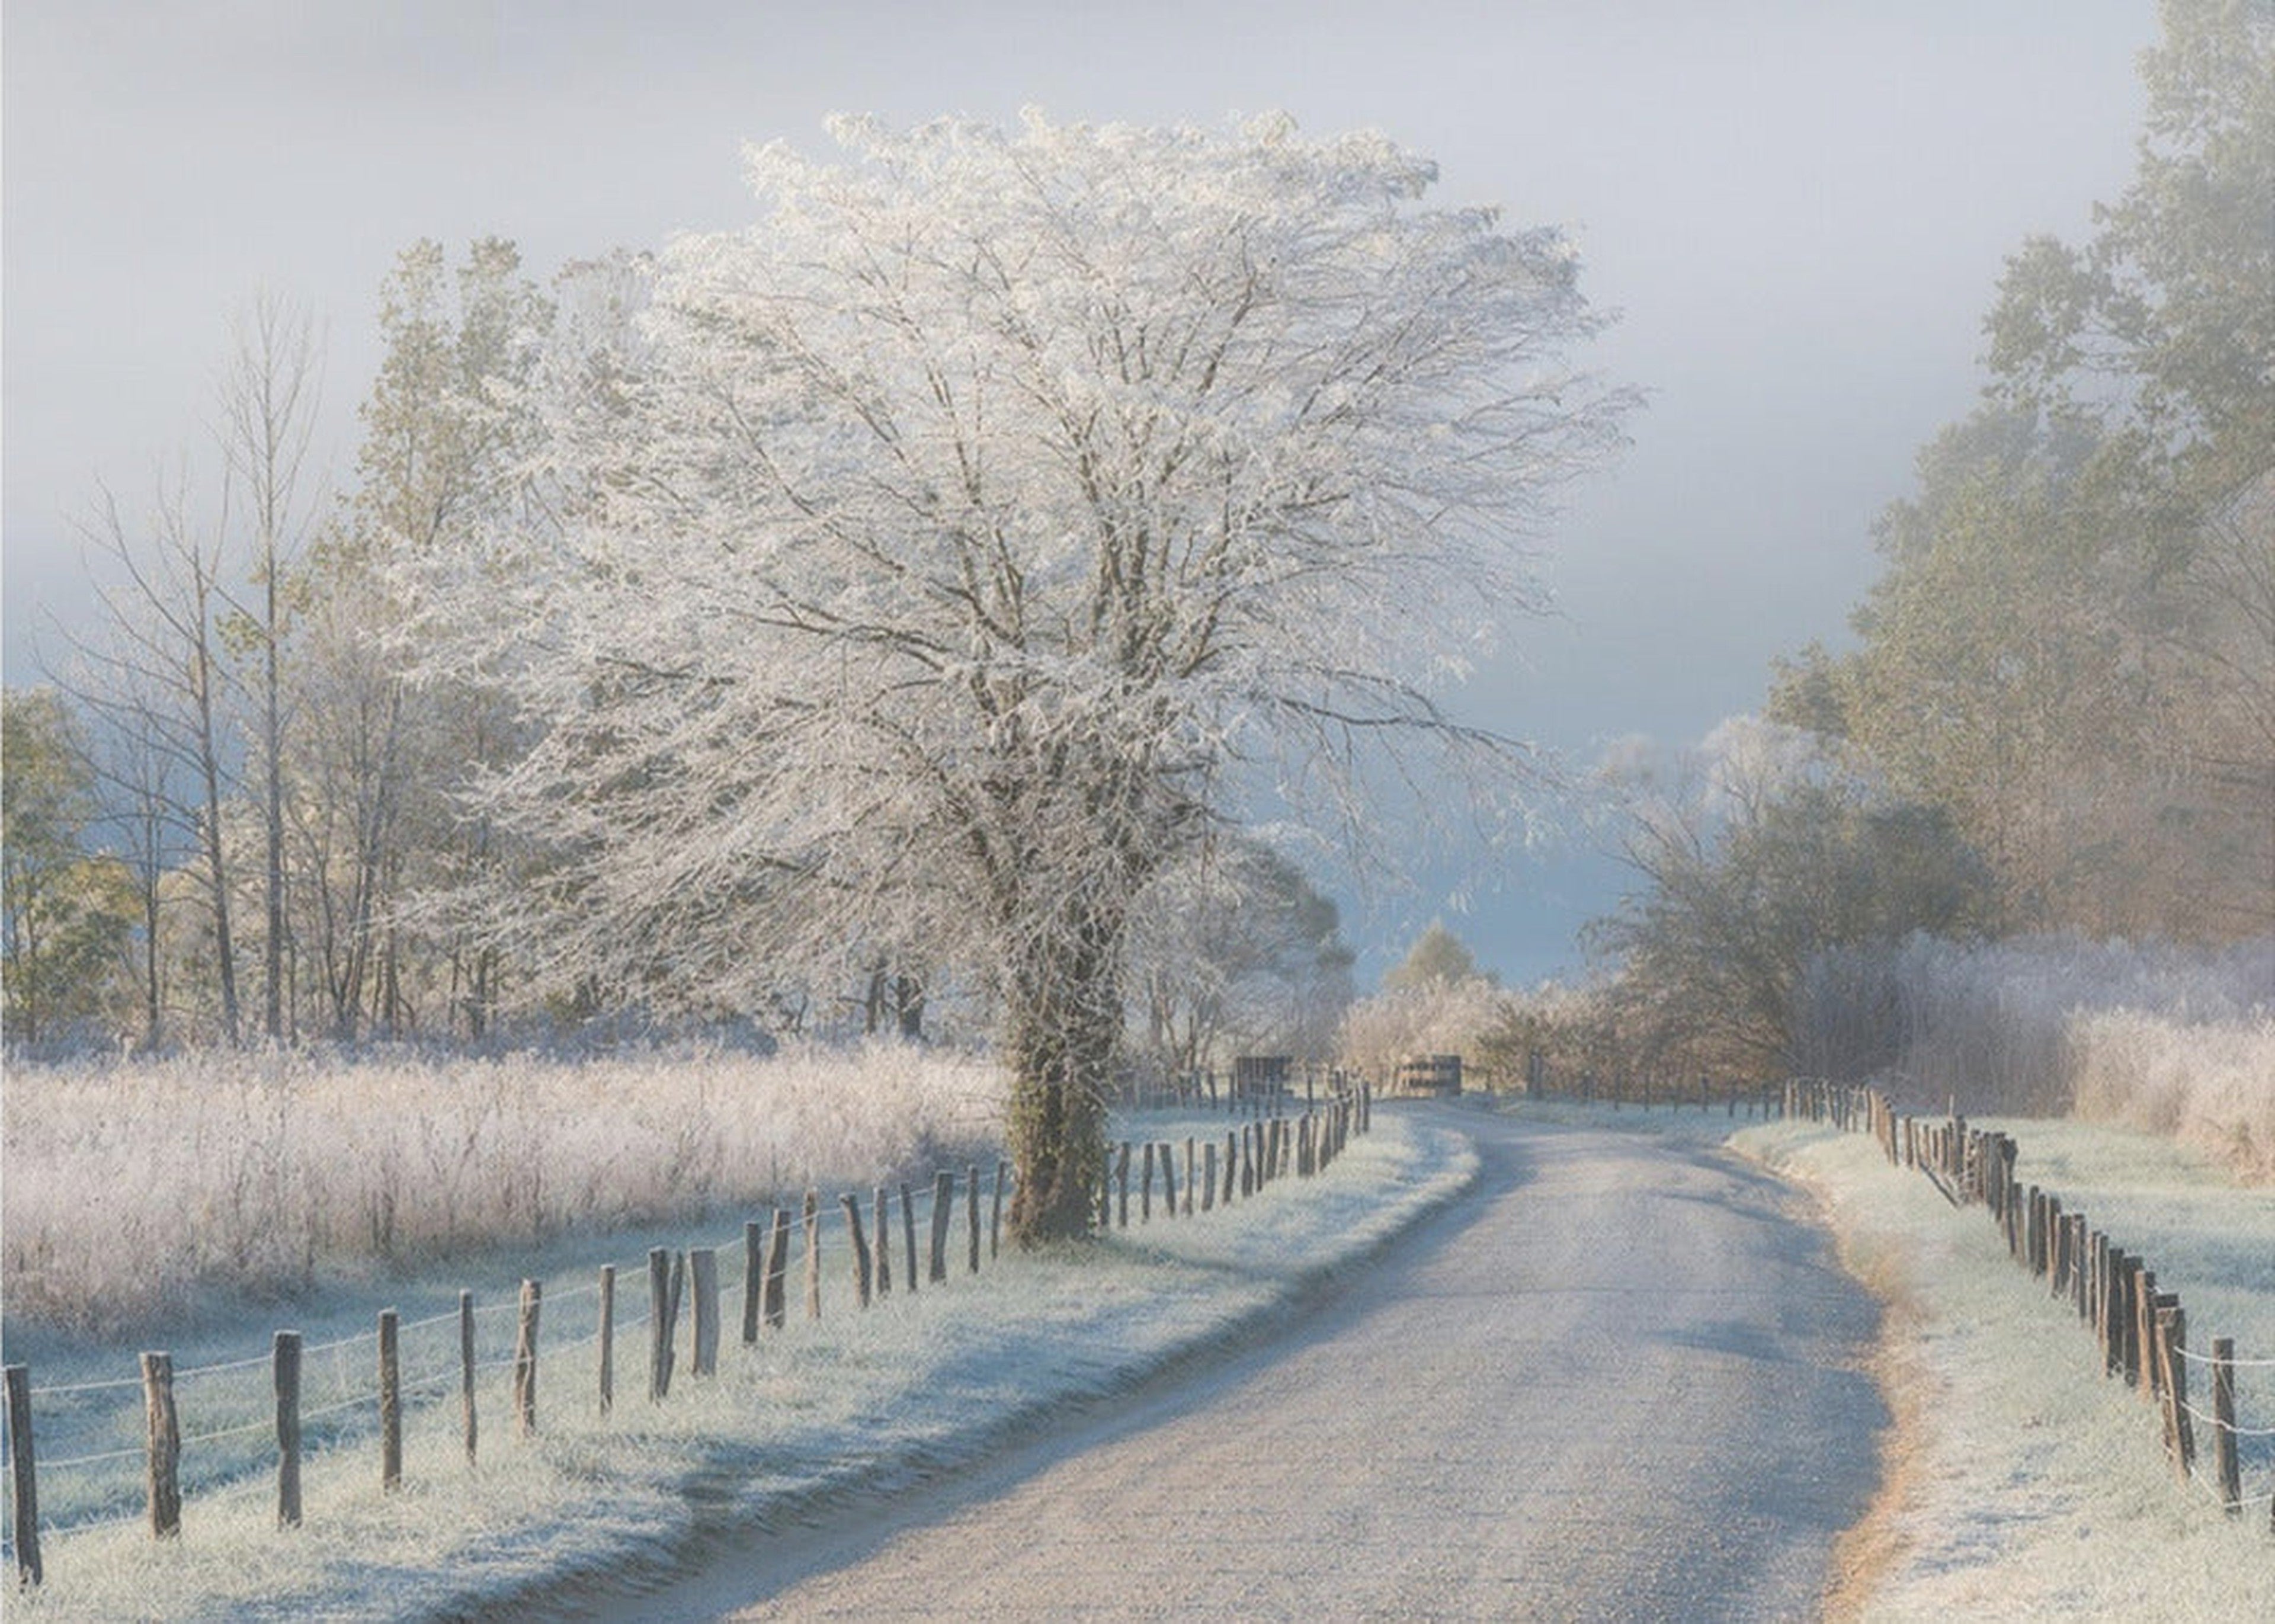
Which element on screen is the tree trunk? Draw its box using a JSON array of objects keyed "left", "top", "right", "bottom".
[{"left": 1002, "top": 922, "right": 1120, "bottom": 1245}]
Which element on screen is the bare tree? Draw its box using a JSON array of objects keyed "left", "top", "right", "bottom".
[
  {"left": 68, "top": 472, "right": 246, "bottom": 1044},
  {"left": 216, "top": 293, "right": 322, "bottom": 1040}
]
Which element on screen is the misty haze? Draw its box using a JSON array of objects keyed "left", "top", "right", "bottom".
[{"left": 2, "top": 1, "right": 2269, "bottom": 1617}]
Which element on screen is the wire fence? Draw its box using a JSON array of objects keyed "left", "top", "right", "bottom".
[
  {"left": 1789, "top": 1077, "right": 2275, "bottom": 1532},
  {"left": 1, "top": 1086, "right": 1372, "bottom": 1591}
]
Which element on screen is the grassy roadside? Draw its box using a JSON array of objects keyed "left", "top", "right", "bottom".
[
  {"left": 1735, "top": 1116, "right": 2274, "bottom": 1623},
  {"left": 6, "top": 1106, "right": 1476, "bottom": 1621}
]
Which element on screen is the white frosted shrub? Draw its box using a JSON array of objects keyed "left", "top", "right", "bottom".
[
  {"left": 1796, "top": 933, "right": 2274, "bottom": 1180},
  {"left": 1, "top": 1042, "right": 1003, "bottom": 1336},
  {"left": 2066, "top": 1009, "right": 2275, "bottom": 1181},
  {"left": 1340, "top": 978, "right": 1513, "bottom": 1084}
]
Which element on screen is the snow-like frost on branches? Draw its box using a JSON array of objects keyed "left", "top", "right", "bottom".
[{"left": 427, "top": 111, "right": 1631, "bottom": 1021}]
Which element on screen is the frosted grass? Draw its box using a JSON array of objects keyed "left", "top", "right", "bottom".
[
  {"left": 1736, "top": 1117, "right": 2275, "bottom": 1622},
  {"left": 1797, "top": 933, "right": 2275, "bottom": 1180},
  {"left": 2, "top": 1042, "right": 1005, "bottom": 1339},
  {"left": 2, "top": 1106, "right": 1473, "bottom": 1620}
]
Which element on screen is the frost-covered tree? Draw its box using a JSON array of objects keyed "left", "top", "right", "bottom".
[
  {"left": 434, "top": 113, "right": 1629, "bottom": 1240},
  {"left": 1126, "top": 839, "right": 1354, "bottom": 1080}
]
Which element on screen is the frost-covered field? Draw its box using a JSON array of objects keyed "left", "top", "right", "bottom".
[
  {"left": 1737, "top": 1114, "right": 2275, "bottom": 1622},
  {"left": 0, "top": 1102, "right": 1471, "bottom": 1620},
  {"left": 2, "top": 1043, "right": 1005, "bottom": 1338},
  {"left": 1799, "top": 934, "right": 2275, "bottom": 1180}
]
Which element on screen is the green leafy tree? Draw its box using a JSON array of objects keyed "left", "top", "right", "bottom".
[
  {"left": 2, "top": 689, "right": 134, "bottom": 1045},
  {"left": 1986, "top": 0, "right": 2274, "bottom": 481},
  {"left": 1774, "top": 0, "right": 2273, "bottom": 941}
]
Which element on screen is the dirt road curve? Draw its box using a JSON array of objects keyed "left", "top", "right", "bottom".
[{"left": 581, "top": 1106, "right": 1886, "bottom": 1622}]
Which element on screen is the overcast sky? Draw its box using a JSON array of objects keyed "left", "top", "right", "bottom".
[{"left": 2, "top": 0, "right": 2154, "bottom": 981}]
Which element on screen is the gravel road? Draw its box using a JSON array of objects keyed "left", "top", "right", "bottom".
[{"left": 571, "top": 1106, "right": 1886, "bottom": 1622}]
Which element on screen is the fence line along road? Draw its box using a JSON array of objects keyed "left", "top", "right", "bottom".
[{"left": 1, "top": 1084, "right": 1374, "bottom": 1591}]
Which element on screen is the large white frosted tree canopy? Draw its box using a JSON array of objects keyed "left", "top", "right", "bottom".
[{"left": 446, "top": 111, "right": 1629, "bottom": 1237}]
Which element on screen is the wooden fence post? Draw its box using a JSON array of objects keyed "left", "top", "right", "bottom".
[
  {"left": 742, "top": 1221, "right": 765, "bottom": 1343},
  {"left": 2210, "top": 1338, "right": 2241, "bottom": 1514},
  {"left": 5, "top": 1366, "right": 37, "bottom": 1586},
  {"left": 930, "top": 1170, "right": 956, "bottom": 1280},
  {"left": 840, "top": 1196, "right": 873, "bottom": 1309},
  {"left": 874, "top": 1189, "right": 893, "bottom": 1298},
  {"left": 273, "top": 1333, "right": 302, "bottom": 1530},
  {"left": 459, "top": 1290, "right": 478, "bottom": 1466},
  {"left": 649, "top": 1248, "right": 675, "bottom": 1401},
  {"left": 2156, "top": 1304, "right": 2190, "bottom": 1481},
  {"left": 512, "top": 1279, "right": 541, "bottom": 1438},
  {"left": 899, "top": 1183, "right": 920, "bottom": 1293},
  {"left": 1201, "top": 1141, "right": 1217, "bottom": 1213},
  {"left": 1140, "top": 1142, "right": 1155, "bottom": 1223},
  {"left": 691, "top": 1248, "right": 720, "bottom": 1374},
  {"left": 803, "top": 1190, "right": 823, "bottom": 1321},
  {"left": 142, "top": 1351, "right": 180, "bottom": 1539},
  {"left": 766, "top": 1209, "right": 792, "bottom": 1328},
  {"left": 598, "top": 1264, "right": 616, "bottom": 1418},
  {"left": 2133, "top": 1269, "right": 2159, "bottom": 1404},
  {"left": 1115, "top": 1145, "right": 1132, "bottom": 1229},
  {"left": 1184, "top": 1139, "right": 1197, "bottom": 1215},
  {"left": 380, "top": 1308, "right": 403, "bottom": 1492},
  {"left": 967, "top": 1165, "right": 982, "bottom": 1272},
  {"left": 992, "top": 1162, "right": 1008, "bottom": 1259}
]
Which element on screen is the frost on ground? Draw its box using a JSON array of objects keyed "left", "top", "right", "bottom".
[
  {"left": 1, "top": 1106, "right": 1473, "bottom": 1622},
  {"left": 1737, "top": 1115, "right": 2274, "bottom": 1623}
]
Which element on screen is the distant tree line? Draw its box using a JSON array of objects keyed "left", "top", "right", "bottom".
[{"left": 1591, "top": 0, "right": 2272, "bottom": 1078}]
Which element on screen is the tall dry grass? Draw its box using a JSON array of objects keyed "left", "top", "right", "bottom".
[
  {"left": 1, "top": 1042, "right": 1004, "bottom": 1336},
  {"left": 1795, "top": 933, "right": 2275, "bottom": 1181}
]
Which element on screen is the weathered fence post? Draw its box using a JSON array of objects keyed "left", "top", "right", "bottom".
[
  {"left": 273, "top": 1333, "right": 302, "bottom": 1530},
  {"left": 743, "top": 1221, "right": 765, "bottom": 1343},
  {"left": 2133, "top": 1269, "right": 2159, "bottom": 1404},
  {"left": 379, "top": 1308, "right": 403, "bottom": 1492},
  {"left": 967, "top": 1164, "right": 982, "bottom": 1273},
  {"left": 691, "top": 1248, "right": 721, "bottom": 1374},
  {"left": 840, "top": 1196, "right": 873, "bottom": 1309},
  {"left": 1201, "top": 1140, "right": 1217, "bottom": 1213},
  {"left": 598, "top": 1264, "right": 616, "bottom": 1417},
  {"left": 5, "top": 1365, "right": 37, "bottom": 1585},
  {"left": 2210, "top": 1338, "right": 2241, "bottom": 1514},
  {"left": 765, "top": 1209, "right": 792, "bottom": 1328},
  {"left": 459, "top": 1290, "right": 478, "bottom": 1466},
  {"left": 803, "top": 1190, "right": 823, "bottom": 1321},
  {"left": 930, "top": 1170, "right": 956, "bottom": 1280},
  {"left": 649, "top": 1248, "right": 676, "bottom": 1401},
  {"left": 142, "top": 1351, "right": 181, "bottom": 1539},
  {"left": 2157, "top": 1303, "right": 2191, "bottom": 1481},
  {"left": 992, "top": 1162, "right": 1008, "bottom": 1259},
  {"left": 874, "top": 1189, "right": 893, "bottom": 1298},
  {"left": 1116, "top": 1144, "right": 1132, "bottom": 1229},
  {"left": 512, "top": 1279, "right": 541, "bottom": 1437},
  {"left": 899, "top": 1183, "right": 920, "bottom": 1293},
  {"left": 1184, "top": 1139, "right": 1197, "bottom": 1215},
  {"left": 1140, "top": 1142, "right": 1156, "bottom": 1223}
]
